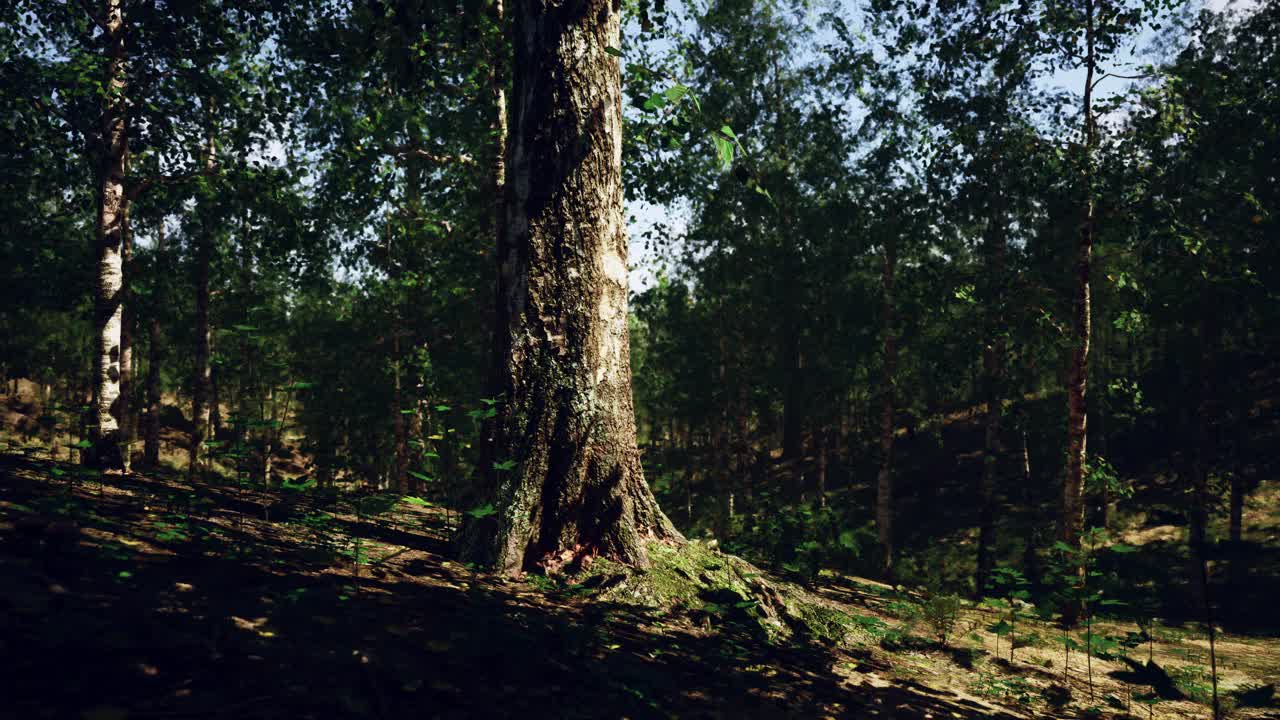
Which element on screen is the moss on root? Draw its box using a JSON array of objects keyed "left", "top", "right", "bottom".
[{"left": 582, "top": 540, "right": 858, "bottom": 646}]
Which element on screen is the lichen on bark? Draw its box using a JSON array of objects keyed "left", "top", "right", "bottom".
[{"left": 460, "top": 0, "right": 680, "bottom": 575}]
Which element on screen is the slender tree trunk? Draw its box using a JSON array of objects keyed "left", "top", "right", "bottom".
[
  {"left": 145, "top": 315, "right": 162, "bottom": 467},
  {"left": 877, "top": 233, "right": 898, "bottom": 577},
  {"left": 460, "top": 0, "right": 680, "bottom": 575},
  {"left": 209, "top": 360, "right": 221, "bottom": 440},
  {"left": 714, "top": 331, "right": 732, "bottom": 535},
  {"left": 144, "top": 221, "right": 165, "bottom": 468},
  {"left": 189, "top": 120, "right": 216, "bottom": 480},
  {"left": 1061, "top": 0, "right": 1097, "bottom": 622},
  {"left": 1188, "top": 294, "right": 1220, "bottom": 611},
  {"left": 1229, "top": 375, "right": 1247, "bottom": 546},
  {"left": 816, "top": 427, "right": 828, "bottom": 508},
  {"left": 782, "top": 329, "right": 804, "bottom": 475},
  {"left": 1228, "top": 386, "right": 1246, "bottom": 590},
  {"left": 88, "top": 0, "right": 129, "bottom": 470},
  {"left": 119, "top": 205, "right": 134, "bottom": 472},
  {"left": 978, "top": 200, "right": 1007, "bottom": 593},
  {"left": 477, "top": 0, "right": 508, "bottom": 488},
  {"left": 392, "top": 326, "right": 409, "bottom": 494},
  {"left": 408, "top": 394, "right": 424, "bottom": 496},
  {"left": 259, "top": 385, "right": 274, "bottom": 487},
  {"left": 1020, "top": 422, "right": 1042, "bottom": 586}
]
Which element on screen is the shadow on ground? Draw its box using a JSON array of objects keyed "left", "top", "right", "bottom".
[{"left": 0, "top": 453, "right": 1033, "bottom": 719}]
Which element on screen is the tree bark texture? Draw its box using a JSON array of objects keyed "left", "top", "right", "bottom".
[
  {"left": 89, "top": 0, "right": 128, "bottom": 470},
  {"left": 460, "top": 0, "right": 680, "bottom": 575},
  {"left": 119, "top": 205, "right": 134, "bottom": 472},
  {"left": 1061, "top": 0, "right": 1097, "bottom": 580}
]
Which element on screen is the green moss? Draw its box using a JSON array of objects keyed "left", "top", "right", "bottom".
[
  {"left": 582, "top": 540, "right": 858, "bottom": 646},
  {"left": 784, "top": 595, "right": 859, "bottom": 644}
]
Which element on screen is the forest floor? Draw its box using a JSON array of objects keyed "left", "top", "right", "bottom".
[{"left": 1, "top": 443, "right": 1278, "bottom": 720}]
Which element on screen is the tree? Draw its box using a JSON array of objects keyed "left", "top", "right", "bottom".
[{"left": 461, "top": 0, "right": 681, "bottom": 574}]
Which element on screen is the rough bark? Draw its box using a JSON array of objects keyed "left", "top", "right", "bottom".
[
  {"left": 1060, "top": 0, "right": 1096, "bottom": 614},
  {"left": 876, "top": 233, "right": 898, "bottom": 577},
  {"left": 88, "top": 0, "right": 129, "bottom": 470},
  {"left": 460, "top": 0, "right": 680, "bottom": 575}
]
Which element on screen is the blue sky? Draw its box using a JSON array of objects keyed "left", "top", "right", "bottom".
[{"left": 623, "top": 0, "right": 1257, "bottom": 291}]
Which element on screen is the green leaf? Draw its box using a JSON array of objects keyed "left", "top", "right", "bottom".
[
  {"left": 719, "top": 125, "right": 738, "bottom": 142},
  {"left": 712, "top": 134, "right": 734, "bottom": 169},
  {"left": 642, "top": 92, "right": 669, "bottom": 112},
  {"left": 465, "top": 504, "right": 497, "bottom": 519},
  {"left": 407, "top": 470, "right": 433, "bottom": 483},
  {"left": 1109, "top": 543, "right": 1138, "bottom": 553},
  {"left": 663, "top": 84, "right": 689, "bottom": 103},
  {"left": 604, "top": 46, "right": 623, "bottom": 57},
  {"left": 493, "top": 459, "right": 517, "bottom": 472}
]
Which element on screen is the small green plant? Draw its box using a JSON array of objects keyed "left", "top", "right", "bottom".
[
  {"left": 1048, "top": 526, "right": 1136, "bottom": 701},
  {"left": 972, "top": 672, "right": 1035, "bottom": 706},
  {"left": 983, "top": 565, "right": 1033, "bottom": 662},
  {"left": 920, "top": 592, "right": 962, "bottom": 648}
]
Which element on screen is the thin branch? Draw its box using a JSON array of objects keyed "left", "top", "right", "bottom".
[
  {"left": 1092, "top": 71, "right": 1155, "bottom": 90},
  {"left": 126, "top": 167, "right": 218, "bottom": 200},
  {"left": 75, "top": 0, "right": 111, "bottom": 32},
  {"left": 28, "top": 96, "right": 83, "bottom": 137},
  {"left": 388, "top": 144, "right": 475, "bottom": 166}
]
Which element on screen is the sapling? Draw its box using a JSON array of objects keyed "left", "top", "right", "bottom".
[{"left": 985, "top": 566, "right": 1032, "bottom": 662}]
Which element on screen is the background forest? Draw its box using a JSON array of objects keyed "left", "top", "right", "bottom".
[{"left": 1, "top": 0, "right": 1278, "bottom": 718}]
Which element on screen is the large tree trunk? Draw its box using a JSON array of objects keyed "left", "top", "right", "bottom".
[
  {"left": 1060, "top": 0, "right": 1096, "bottom": 621},
  {"left": 460, "top": 0, "right": 680, "bottom": 575},
  {"left": 977, "top": 201, "right": 1007, "bottom": 594},
  {"left": 876, "top": 233, "right": 898, "bottom": 577},
  {"left": 188, "top": 124, "right": 216, "bottom": 480},
  {"left": 88, "top": 0, "right": 129, "bottom": 470}
]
